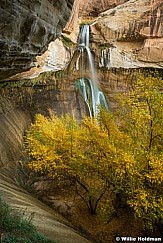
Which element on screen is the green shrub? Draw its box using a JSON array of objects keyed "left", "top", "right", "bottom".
[
  {"left": 0, "top": 196, "right": 55, "bottom": 243},
  {"left": 60, "top": 35, "right": 74, "bottom": 48}
]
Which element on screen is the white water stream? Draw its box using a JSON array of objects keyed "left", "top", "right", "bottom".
[{"left": 76, "top": 25, "right": 108, "bottom": 118}]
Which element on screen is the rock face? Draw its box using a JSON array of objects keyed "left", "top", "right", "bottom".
[
  {"left": 79, "top": 0, "right": 129, "bottom": 17},
  {"left": 0, "top": 0, "right": 74, "bottom": 80},
  {"left": 64, "top": 0, "right": 129, "bottom": 41},
  {"left": 0, "top": 172, "right": 92, "bottom": 243},
  {"left": 63, "top": 0, "right": 163, "bottom": 70},
  {"left": 64, "top": 0, "right": 163, "bottom": 112},
  {"left": 0, "top": 77, "right": 85, "bottom": 165},
  {"left": 64, "top": 0, "right": 80, "bottom": 33},
  {"left": 0, "top": 98, "right": 29, "bottom": 168},
  {"left": 90, "top": 0, "right": 163, "bottom": 68},
  {"left": 10, "top": 0, "right": 162, "bottom": 80},
  {"left": 9, "top": 39, "right": 72, "bottom": 80}
]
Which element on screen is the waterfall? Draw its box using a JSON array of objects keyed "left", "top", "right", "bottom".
[
  {"left": 78, "top": 25, "right": 90, "bottom": 48},
  {"left": 99, "top": 49, "right": 111, "bottom": 68},
  {"left": 76, "top": 25, "right": 108, "bottom": 118}
]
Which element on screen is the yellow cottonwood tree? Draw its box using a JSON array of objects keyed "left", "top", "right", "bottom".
[
  {"left": 26, "top": 111, "right": 141, "bottom": 215},
  {"left": 26, "top": 114, "right": 126, "bottom": 214}
]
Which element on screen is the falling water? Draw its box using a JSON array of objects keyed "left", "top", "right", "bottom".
[{"left": 76, "top": 25, "right": 108, "bottom": 118}]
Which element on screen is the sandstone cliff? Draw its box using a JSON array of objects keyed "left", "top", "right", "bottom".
[
  {"left": 63, "top": 0, "right": 129, "bottom": 40},
  {"left": 19, "top": 0, "right": 134, "bottom": 78},
  {"left": 63, "top": 0, "right": 163, "bottom": 113},
  {"left": 1, "top": 0, "right": 162, "bottom": 81},
  {"left": 79, "top": 0, "right": 129, "bottom": 17},
  {"left": 0, "top": 0, "right": 74, "bottom": 80},
  {"left": 91, "top": 0, "right": 163, "bottom": 68}
]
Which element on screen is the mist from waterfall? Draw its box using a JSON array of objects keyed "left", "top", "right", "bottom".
[{"left": 76, "top": 25, "right": 108, "bottom": 118}]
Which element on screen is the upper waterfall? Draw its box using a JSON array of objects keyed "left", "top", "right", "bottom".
[{"left": 78, "top": 25, "right": 90, "bottom": 48}]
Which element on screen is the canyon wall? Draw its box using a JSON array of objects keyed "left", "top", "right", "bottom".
[
  {"left": 0, "top": 0, "right": 76, "bottom": 170},
  {"left": 0, "top": 74, "right": 86, "bottom": 166},
  {"left": 1, "top": 0, "right": 162, "bottom": 139},
  {"left": 0, "top": 0, "right": 74, "bottom": 80},
  {"left": 0, "top": 96, "right": 29, "bottom": 168},
  {"left": 0, "top": 1, "right": 162, "bottom": 241},
  {"left": 64, "top": 0, "right": 128, "bottom": 39},
  {"left": 8, "top": 38, "right": 72, "bottom": 80}
]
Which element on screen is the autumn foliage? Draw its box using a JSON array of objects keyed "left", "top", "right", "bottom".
[{"left": 25, "top": 74, "right": 163, "bottom": 233}]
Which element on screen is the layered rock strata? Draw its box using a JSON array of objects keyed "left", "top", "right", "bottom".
[
  {"left": 8, "top": 39, "right": 72, "bottom": 80},
  {"left": 0, "top": 99, "right": 29, "bottom": 168},
  {"left": 0, "top": 0, "right": 74, "bottom": 80}
]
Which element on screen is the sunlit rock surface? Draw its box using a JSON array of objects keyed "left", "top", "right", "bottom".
[
  {"left": 15, "top": 0, "right": 163, "bottom": 79},
  {"left": 0, "top": 0, "right": 74, "bottom": 80},
  {"left": 91, "top": 0, "right": 163, "bottom": 68},
  {"left": 63, "top": 0, "right": 129, "bottom": 42},
  {"left": 79, "top": 0, "right": 129, "bottom": 17}
]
